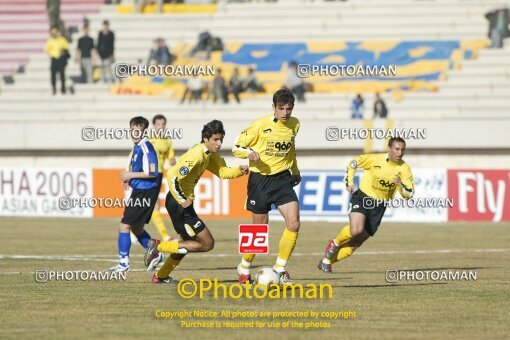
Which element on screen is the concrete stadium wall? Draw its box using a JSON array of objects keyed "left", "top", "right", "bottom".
[{"left": 2, "top": 118, "right": 510, "bottom": 151}]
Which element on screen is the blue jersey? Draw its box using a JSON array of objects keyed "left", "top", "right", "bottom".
[{"left": 129, "top": 138, "right": 159, "bottom": 190}]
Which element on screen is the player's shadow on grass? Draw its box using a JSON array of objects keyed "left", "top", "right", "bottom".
[{"left": 337, "top": 282, "right": 448, "bottom": 288}]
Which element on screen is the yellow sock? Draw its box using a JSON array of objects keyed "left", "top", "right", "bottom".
[
  {"left": 157, "top": 240, "right": 179, "bottom": 253},
  {"left": 151, "top": 210, "right": 169, "bottom": 239},
  {"left": 157, "top": 256, "right": 181, "bottom": 279},
  {"left": 334, "top": 225, "right": 352, "bottom": 247},
  {"left": 331, "top": 246, "right": 355, "bottom": 264},
  {"left": 274, "top": 228, "right": 298, "bottom": 271},
  {"left": 242, "top": 254, "right": 255, "bottom": 267},
  {"left": 238, "top": 254, "right": 256, "bottom": 275}
]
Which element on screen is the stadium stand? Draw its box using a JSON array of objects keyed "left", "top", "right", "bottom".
[
  {"left": 0, "top": 0, "right": 509, "bottom": 151},
  {"left": 0, "top": 0, "right": 104, "bottom": 77}
]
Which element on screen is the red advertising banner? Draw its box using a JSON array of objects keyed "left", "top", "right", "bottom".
[{"left": 447, "top": 170, "right": 510, "bottom": 222}]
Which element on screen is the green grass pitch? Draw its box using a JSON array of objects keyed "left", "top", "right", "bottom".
[{"left": 0, "top": 217, "right": 509, "bottom": 339}]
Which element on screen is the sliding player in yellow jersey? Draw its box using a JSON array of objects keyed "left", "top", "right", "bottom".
[
  {"left": 318, "top": 137, "right": 414, "bottom": 273},
  {"left": 143, "top": 120, "right": 249, "bottom": 284},
  {"left": 232, "top": 88, "right": 301, "bottom": 285},
  {"left": 149, "top": 114, "right": 176, "bottom": 241}
]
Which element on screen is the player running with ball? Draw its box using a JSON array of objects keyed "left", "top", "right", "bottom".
[
  {"left": 144, "top": 120, "right": 249, "bottom": 283},
  {"left": 233, "top": 88, "right": 301, "bottom": 285},
  {"left": 318, "top": 137, "right": 414, "bottom": 273}
]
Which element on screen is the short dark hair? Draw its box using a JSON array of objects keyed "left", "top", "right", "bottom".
[
  {"left": 273, "top": 88, "right": 295, "bottom": 107},
  {"left": 103, "top": 20, "right": 109, "bottom": 26},
  {"left": 388, "top": 137, "right": 406, "bottom": 148},
  {"left": 152, "top": 114, "right": 166, "bottom": 124},
  {"left": 129, "top": 116, "right": 149, "bottom": 129},
  {"left": 201, "top": 120, "right": 225, "bottom": 142}
]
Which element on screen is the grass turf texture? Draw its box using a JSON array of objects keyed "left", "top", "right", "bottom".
[{"left": 0, "top": 217, "right": 509, "bottom": 339}]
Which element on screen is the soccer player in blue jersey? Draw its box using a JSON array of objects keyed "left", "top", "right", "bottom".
[{"left": 107, "top": 116, "right": 164, "bottom": 272}]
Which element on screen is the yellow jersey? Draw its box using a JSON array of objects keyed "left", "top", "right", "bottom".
[
  {"left": 149, "top": 137, "right": 175, "bottom": 173},
  {"left": 232, "top": 114, "right": 300, "bottom": 176},
  {"left": 346, "top": 153, "right": 414, "bottom": 200},
  {"left": 45, "top": 37, "right": 69, "bottom": 58},
  {"left": 167, "top": 143, "right": 243, "bottom": 204}
]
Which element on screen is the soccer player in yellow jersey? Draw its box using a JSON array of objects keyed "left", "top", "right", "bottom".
[
  {"left": 149, "top": 114, "right": 176, "bottom": 241},
  {"left": 318, "top": 137, "right": 414, "bottom": 273},
  {"left": 143, "top": 120, "right": 249, "bottom": 284},
  {"left": 232, "top": 88, "right": 301, "bottom": 285}
]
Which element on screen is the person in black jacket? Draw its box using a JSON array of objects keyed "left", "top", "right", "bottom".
[
  {"left": 97, "top": 20, "right": 115, "bottom": 82},
  {"left": 485, "top": 6, "right": 510, "bottom": 48},
  {"left": 76, "top": 26, "right": 96, "bottom": 83},
  {"left": 373, "top": 92, "right": 388, "bottom": 119},
  {"left": 147, "top": 38, "right": 173, "bottom": 66}
]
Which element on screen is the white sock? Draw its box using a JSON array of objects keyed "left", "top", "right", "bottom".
[
  {"left": 273, "top": 257, "right": 287, "bottom": 273},
  {"left": 238, "top": 259, "right": 251, "bottom": 275},
  {"left": 120, "top": 256, "right": 129, "bottom": 267}
]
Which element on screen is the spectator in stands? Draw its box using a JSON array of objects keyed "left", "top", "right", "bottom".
[
  {"left": 190, "top": 31, "right": 211, "bottom": 58},
  {"left": 373, "top": 92, "right": 388, "bottom": 119},
  {"left": 189, "top": 31, "right": 223, "bottom": 60},
  {"left": 208, "top": 68, "right": 228, "bottom": 103},
  {"left": 351, "top": 93, "right": 365, "bottom": 119},
  {"left": 76, "top": 26, "right": 96, "bottom": 83},
  {"left": 181, "top": 75, "right": 204, "bottom": 104},
  {"left": 147, "top": 38, "right": 173, "bottom": 65},
  {"left": 228, "top": 68, "right": 244, "bottom": 103},
  {"left": 244, "top": 67, "right": 262, "bottom": 92},
  {"left": 285, "top": 61, "right": 305, "bottom": 102},
  {"left": 485, "top": 5, "right": 510, "bottom": 48},
  {"left": 97, "top": 20, "right": 115, "bottom": 83},
  {"left": 204, "top": 37, "right": 224, "bottom": 60},
  {"left": 45, "top": 27, "right": 69, "bottom": 95}
]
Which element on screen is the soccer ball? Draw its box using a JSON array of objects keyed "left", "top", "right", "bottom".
[{"left": 254, "top": 267, "right": 280, "bottom": 292}]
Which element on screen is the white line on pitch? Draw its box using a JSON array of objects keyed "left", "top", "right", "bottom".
[{"left": 0, "top": 248, "right": 508, "bottom": 263}]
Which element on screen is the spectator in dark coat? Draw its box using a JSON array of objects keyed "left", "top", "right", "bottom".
[
  {"left": 244, "top": 68, "right": 262, "bottom": 92},
  {"left": 97, "top": 20, "right": 115, "bottom": 82},
  {"left": 373, "top": 92, "right": 388, "bottom": 119},
  {"left": 485, "top": 5, "right": 510, "bottom": 48},
  {"left": 229, "top": 68, "right": 244, "bottom": 103},
  {"left": 148, "top": 38, "right": 173, "bottom": 65}
]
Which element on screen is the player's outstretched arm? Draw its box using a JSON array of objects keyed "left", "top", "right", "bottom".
[{"left": 208, "top": 154, "right": 247, "bottom": 179}]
